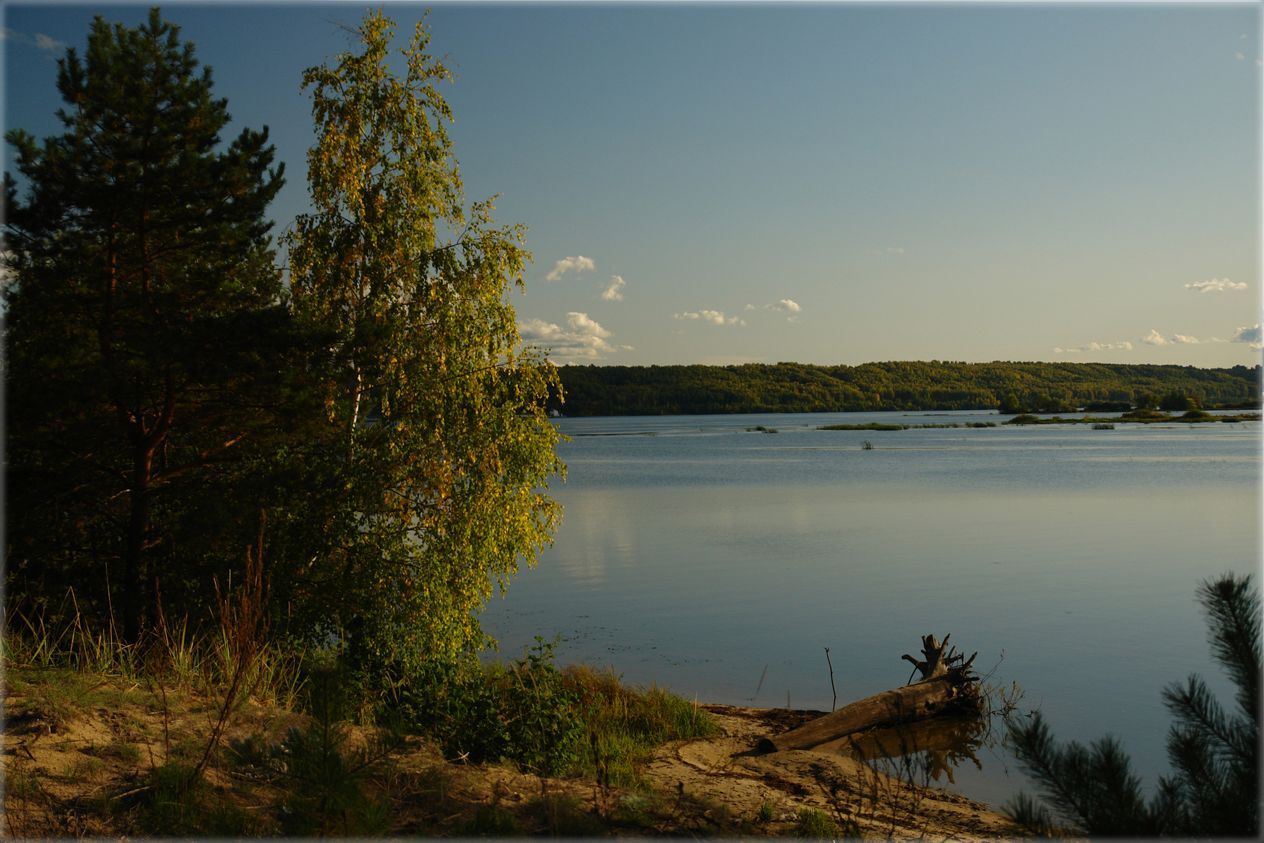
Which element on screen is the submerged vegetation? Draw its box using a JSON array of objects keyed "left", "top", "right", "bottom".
[{"left": 1004, "top": 411, "right": 1260, "bottom": 425}]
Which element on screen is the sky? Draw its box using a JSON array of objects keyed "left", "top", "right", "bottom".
[{"left": 4, "top": 1, "right": 1261, "bottom": 368}]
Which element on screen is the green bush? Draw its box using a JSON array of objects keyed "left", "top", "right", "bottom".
[
  {"left": 401, "top": 637, "right": 582, "bottom": 776},
  {"left": 793, "top": 807, "right": 842, "bottom": 838},
  {"left": 399, "top": 643, "right": 717, "bottom": 784}
]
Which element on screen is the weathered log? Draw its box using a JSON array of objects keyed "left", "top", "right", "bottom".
[
  {"left": 901, "top": 633, "right": 977, "bottom": 684},
  {"left": 757, "top": 632, "right": 981, "bottom": 753}
]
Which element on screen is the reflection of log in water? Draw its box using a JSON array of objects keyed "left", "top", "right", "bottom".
[{"left": 811, "top": 715, "right": 984, "bottom": 784}]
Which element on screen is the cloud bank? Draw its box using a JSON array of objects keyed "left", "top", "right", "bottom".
[
  {"left": 545, "top": 255, "right": 595, "bottom": 282},
  {"left": 1185, "top": 278, "right": 1247, "bottom": 293},
  {"left": 520, "top": 311, "right": 626, "bottom": 359}
]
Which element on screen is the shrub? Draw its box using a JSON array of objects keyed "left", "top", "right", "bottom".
[
  {"left": 793, "top": 807, "right": 842, "bottom": 838},
  {"left": 400, "top": 637, "right": 582, "bottom": 776}
]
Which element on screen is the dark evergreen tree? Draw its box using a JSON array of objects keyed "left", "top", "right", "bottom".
[
  {"left": 1005, "top": 574, "right": 1260, "bottom": 837},
  {"left": 4, "top": 9, "right": 285, "bottom": 640}
]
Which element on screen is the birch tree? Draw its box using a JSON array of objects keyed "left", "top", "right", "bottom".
[{"left": 282, "top": 11, "right": 563, "bottom": 675}]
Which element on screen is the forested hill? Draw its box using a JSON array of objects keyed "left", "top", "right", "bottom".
[{"left": 552, "top": 361, "right": 1262, "bottom": 416}]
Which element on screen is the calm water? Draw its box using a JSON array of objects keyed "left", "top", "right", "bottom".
[{"left": 480, "top": 411, "right": 1261, "bottom": 807}]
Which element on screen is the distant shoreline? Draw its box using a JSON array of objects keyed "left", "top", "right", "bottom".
[{"left": 551, "top": 360, "right": 1261, "bottom": 417}]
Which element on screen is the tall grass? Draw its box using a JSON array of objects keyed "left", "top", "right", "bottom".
[
  {"left": 563, "top": 665, "right": 718, "bottom": 788},
  {"left": 2, "top": 590, "right": 302, "bottom": 710}
]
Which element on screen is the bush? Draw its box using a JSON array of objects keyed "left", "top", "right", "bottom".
[
  {"left": 399, "top": 644, "right": 717, "bottom": 784},
  {"left": 400, "top": 637, "right": 582, "bottom": 776},
  {"left": 793, "top": 807, "right": 843, "bottom": 838}
]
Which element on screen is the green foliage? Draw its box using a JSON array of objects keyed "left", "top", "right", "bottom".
[
  {"left": 564, "top": 665, "right": 718, "bottom": 788},
  {"left": 553, "top": 361, "right": 1260, "bottom": 416},
  {"left": 142, "top": 762, "right": 259, "bottom": 836},
  {"left": 6, "top": 8, "right": 563, "bottom": 689},
  {"left": 401, "top": 638, "right": 582, "bottom": 776},
  {"left": 793, "top": 807, "right": 843, "bottom": 838},
  {"left": 278, "top": 9, "right": 562, "bottom": 676},
  {"left": 1160, "top": 391, "right": 1201, "bottom": 411},
  {"left": 4, "top": 8, "right": 287, "bottom": 640},
  {"left": 999, "top": 392, "right": 1025, "bottom": 414},
  {"left": 1005, "top": 574, "right": 1260, "bottom": 837},
  {"left": 398, "top": 642, "right": 716, "bottom": 783},
  {"left": 275, "top": 661, "right": 396, "bottom": 836}
]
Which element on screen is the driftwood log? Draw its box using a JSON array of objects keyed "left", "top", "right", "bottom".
[{"left": 758, "top": 634, "right": 980, "bottom": 753}]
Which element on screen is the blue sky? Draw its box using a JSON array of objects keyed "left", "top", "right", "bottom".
[{"left": 4, "top": 1, "right": 1261, "bottom": 367}]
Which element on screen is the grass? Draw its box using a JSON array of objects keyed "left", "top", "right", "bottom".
[
  {"left": 794, "top": 807, "right": 844, "bottom": 838},
  {"left": 562, "top": 665, "right": 719, "bottom": 788}
]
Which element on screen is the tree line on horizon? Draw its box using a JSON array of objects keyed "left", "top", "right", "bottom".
[{"left": 552, "top": 360, "right": 1261, "bottom": 416}]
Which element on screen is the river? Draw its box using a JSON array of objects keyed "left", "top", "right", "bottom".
[{"left": 479, "top": 410, "right": 1260, "bottom": 807}]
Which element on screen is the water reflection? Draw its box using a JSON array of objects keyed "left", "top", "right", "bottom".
[{"left": 813, "top": 716, "right": 985, "bottom": 785}]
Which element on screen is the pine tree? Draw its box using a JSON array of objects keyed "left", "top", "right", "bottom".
[
  {"left": 1005, "top": 573, "right": 1260, "bottom": 836},
  {"left": 4, "top": 9, "right": 285, "bottom": 639}
]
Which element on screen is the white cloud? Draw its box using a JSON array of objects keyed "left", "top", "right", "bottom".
[
  {"left": 545, "top": 255, "right": 595, "bottom": 282},
  {"left": 1236, "top": 51, "right": 1246, "bottom": 61},
  {"left": 674, "top": 309, "right": 745, "bottom": 326},
  {"left": 866, "top": 246, "right": 905, "bottom": 256},
  {"left": 601, "top": 275, "right": 625, "bottom": 302},
  {"left": 34, "top": 33, "right": 65, "bottom": 52},
  {"left": 1054, "top": 340, "right": 1133, "bottom": 354},
  {"left": 1143, "top": 329, "right": 1228, "bottom": 346},
  {"left": 1185, "top": 278, "right": 1247, "bottom": 293},
  {"left": 1, "top": 28, "right": 66, "bottom": 54},
  {"left": 744, "top": 298, "right": 803, "bottom": 321},
  {"left": 519, "top": 311, "right": 623, "bottom": 360},
  {"left": 1232, "top": 324, "right": 1263, "bottom": 350}
]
